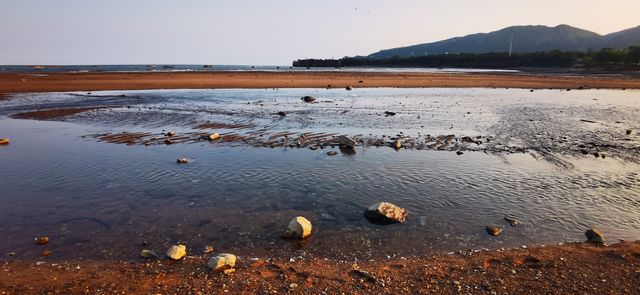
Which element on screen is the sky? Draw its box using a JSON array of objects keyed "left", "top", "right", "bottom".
[{"left": 1, "top": 0, "right": 639, "bottom": 65}]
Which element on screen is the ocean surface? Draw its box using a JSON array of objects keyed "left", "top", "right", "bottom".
[
  {"left": 0, "top": 88, "right": 639, "bottom": 261},
  {"left": 0, "top": 64, "right": 519, "bottom": 74}
]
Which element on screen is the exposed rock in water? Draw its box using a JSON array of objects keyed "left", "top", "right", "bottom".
[
  {"left": 208, "top": 253, "right": 237, "bottom": 271},
  {"left": 365, "top": 202, "right": 407, "bottom": 224},
  {"left": 0, "top": 138, "right": 9, "bottom": 145},
  {"left": 282, "top": 216, "right": 313, "bottom": 239},
  {"left": 164, "top": 139, "right": 174, "bottom": 145},
  {"left": 176, "top": 158, "right": 189, "bottom": 164},
  {"left": 393, "top": 140, "right": 402, "bottom": 150},
  {"left": 585, "top": 228, "right": 606, "bottom": 244},
  {"left": 327, "top": 151, "right": 338, "bottom": 156},
  {"left": 336, "top": 135, "right": 357, "bottom": 148},
  {"left": 456, "top": 151, "right": 464, "bottom": 155},
  {"left": 277, "top": 111, "right": 286, "bottom": 117},
  {"left": 209, "top": 133, "right": 220, "bottom": 141},
  {"left": 384, "top": 111, "right": 396, "bottom": 117},
  {"left": 34, "top": 237, "right": 49, "bottom": 245},
  {"left": 301, "top": 96, "right": 316, "bottom": 103},
  {"left": 166, "top": 245, "right": 187, "bottom": 260},
  {"left": 339, "top": 145, "right": 356, "bottom": 155},
  {"left": 346, "top": 86, "right": 353, "bottom": 91},
  {"left": 503, "top": 217, "right": 519, "bottom": 227},
  {"left": 166, "top": 131, "right": 176, "bottom": 137},
  {"left": 485, "top": 225, "right": 503, "bottom": 236},
  {"left": 140, "top": 249, "right": 158, "bottom": 259}
]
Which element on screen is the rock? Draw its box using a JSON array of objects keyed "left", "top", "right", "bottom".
[
  {"left": 176, "top": 158, "right": 189, "bottom": 164},
  {"left": 223, "top": 268, "right": 236, "bottom": 274},
  {"left": 626, "top": 129, "right": 632, "bottom": 135},
  {"left": 485, "top": 226, "right": 503, "bottom": 236},
  {"left": 393, "top": 140, "right": 402, "bottom": 150},
  {"left": 209, "top": 133, "right": 220, "bottom": 140},
  {"left": 164, "top": 139, "right": 174, "bottom": 145},
  {"left": 364, "top": 202, "right": 407, "bottom": 224},
  {"left": 277, "top": 111, "right": 286, "bottom": 117},
  {"left": 0, "top": 138, "right": 9, "bottom": 145},
  {"left": 301, "top": 96, "right": 316, "bottom": 103},
  {"left": 346, "top": 86, "right": 353, "bottom": 91},
  {"left": 140, "top": 249, "right": 158, "bottom": 259},
  {"left": 585, "top": 228, "right": 605, "bottom": 244},
  {"left": 208, "top": 253, "right": 237, "bottom": 271},
  {"left": 384, "top": 111, "right": 396, "bottom": 117},
  {"left": 34, "top": 237, "right": 49, "bottom": 245},
  {"left": 327, "top": 151, "right": 338, "bottom": 156},
  {"left": 358, "top": 80, "right": 364, "bottom": 83},
  {"left": 203, "top": 245, "right": 215, "bottom": 254},
  {"left": 456, "top": 151, "right": 464, "bottom": 155},
  {"left": 42, "top": 250, "right": 53, "bottom": 257},
  {"left": 282, "top": 216, "right": 313, "bottom": 239},
  {"left": 503, "top": 217, "right": 519, "bottom": 227},
  {"left": 166, "top": 245, "right": 187, "bottom": 260},
  {"left": 336, "top": 135, "right": 357, "bottom": 148},
  {"left": 166, "top": 131, "right": 176, "bottom": 137}
]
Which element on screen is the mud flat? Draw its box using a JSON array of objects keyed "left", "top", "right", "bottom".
[
  {"left": 1, "top": 241, "right": 639, "bottom": 294},
  {"left": 2, "top": 71, "right": 640, "bottom": 94}
]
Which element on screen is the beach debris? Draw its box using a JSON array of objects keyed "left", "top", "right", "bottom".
[
  {"left": 140, "top": 249, "right": 158, "bottom": 259},
  {"left": 164, "top": 139, "right": 174, "bottom": 145},
  {"left": 203, "top": 245, "right": 215, "bottom": 254},
  {"left": 626, "top": 129, "right": 632, "bottom": 135},
  {"left": 346, "top": 86, "right": 353, "bottom": 91},
  {"left": 166, "top": 245, "right": 187, "bottom": 260},
  {"left": 166, "top": 131, "right": 176, "bottom": 137},
  {"left": 485, "top": 226, "right": 503, "bottom": 236},
  {"left": 365, "top": 202, "right": 407, "bottom": 224},
  {"left": 0, "top": 138, "right": 9, "bottom": 145},
  {"left": 336, "top": 135, "right": 357, "bottom": 148},
  {"left": 393, "top": 139, "right": 402, "bottom": 150},
  {"left": 504, "top": 217, "right": 519, "bottom": 227},
  {"left": 277, "top": 111, "right": 287, "bottom": 117},
  {"left": 34, "top": 237, "right": 49, "bottom": 245},
  {"left": 301, "top": 96, "right": 316, "bottom": 103},
  {"left": 456, "top": 151, "right": 464, "bottom": 155},
  {"left": 585, "top": 228, "right": 605, "bottom": 244},
  {"left": 327, "top": 151, "right": 338, "bottom": 156},
  {"left": 176, "top": 158, "right": 190, "bottom": 164},
  {"left": 384, "top": 111, "right": 396, "bottom": 117},
  {"left": 208, "top": 253, "right": 237, "bottom": 271},
  {"left": 282, "top": 216, "right": 313, "bottom": 239}
]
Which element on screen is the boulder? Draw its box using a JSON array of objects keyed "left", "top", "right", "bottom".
[
  {"left": 166, "top": 245, "right": 187, "bottom": 260},
  {"left": 585, "top": 228, "right": 605, "bottom": 244},
  {"left": 364, "top": 202, "right": 407, "bottom": 224},
  {"left": 336, "top": 135, "right": 357, "bottom": 148},
  {"left": 485, "top": 226, "right": 503, "bottom": 236},
  {"left": 208, "top": 253, "right": 237, "bottom": 271},
  {"left": 282, "top": 216, "right": 313, "bottom": 239},
  {"left": 301, "top": 96, "right": 316, "bottom": 103}
]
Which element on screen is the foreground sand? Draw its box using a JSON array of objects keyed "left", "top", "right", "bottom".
[
  {"left": 1, "top": 241, "right": 638, "bottom": 294},
  {"left": 1, "top": 71, "right": 640, "bottom": 94}
]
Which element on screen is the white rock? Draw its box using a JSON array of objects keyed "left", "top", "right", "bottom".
[
  {"left": 282, "top": 216, "right": 313, "bottom": 239},
  {"left": 166, "top": 245, "right": 187, "bottom": 260},
  {"left": 208, "top": 253, "right": 237, "bottom": 271},
  {"left": 365, "top": 202, "right": 407, "bottom": 224}
]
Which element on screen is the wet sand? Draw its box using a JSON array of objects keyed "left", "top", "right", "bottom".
[
  {"left": 1, "top": 71, "right": 640, "bottom": 94},
  {"left": 1, "top": 241, "right": 638, "bottom": 294}
]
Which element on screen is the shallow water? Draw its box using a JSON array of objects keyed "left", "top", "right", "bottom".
[{"left": 0, "top": 88, "right": 639, "bottom": 261}]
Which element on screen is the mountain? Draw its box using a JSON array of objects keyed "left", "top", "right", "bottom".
[{"left": 368, "top": 25, "right": 640, "bottom": 59}]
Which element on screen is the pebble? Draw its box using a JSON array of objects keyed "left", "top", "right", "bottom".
[
  {"left": 176, "top": 158, "right": 189, "bottom": 164},
  {"left": 208, "top": 253, "right": 237, "bottom": 271},
  {"left": 34, "top": 237, "right": 49, "bottom": 245},
  {"left": 456, "top": 151, "right": 464, "bottom": 155},
  {"left": 203, "top": 245, "right": 215, "bottom": 254},
  {"left": 166, "top": 131, "right": 176, "bottom": 137}
]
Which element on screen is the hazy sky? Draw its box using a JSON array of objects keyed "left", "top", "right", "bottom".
[{"left": 1, "top": 0, "right": 639, "bottom": 65}]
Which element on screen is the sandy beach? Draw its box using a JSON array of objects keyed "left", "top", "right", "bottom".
[{"left": 1, "top": 71, "right": 640, "bottom": 94}]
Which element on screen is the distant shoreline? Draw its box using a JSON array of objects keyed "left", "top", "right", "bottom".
[{"left": 1, "top": 71, "right": 640, "bottom": 94}]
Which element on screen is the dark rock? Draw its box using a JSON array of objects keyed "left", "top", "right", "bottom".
[
  {"left": 34, "top": 237, "right": 49, "bottom": 245},
  {"left": 365, "top": 202, "right": 407, "bottom": 224},
  {"left": 277, "top": 111, "right": 286, "bottom": 117},
  {"left": 503, "top": 217, "right": 519, "bottom": 227},
  {"left": 593, "top": 152, "right": 600, "bottom": 158},
  {"left": 176, "top": 158, "right": 189, "bottom": 164},
  {"left": 164, "top": 139, "right": 174, "bottom": 145},
  {"left": 585, "top": 228, "right": 605, "bottom": 244},
  {"left": 327, "top": 151, "right": 338, "bottom": 156},
  {"left": 485, "top": 226, "right": 503, "bottom": 236},
  {"left": 140, "top": 249, "right": 158, "bottom": 259},
  {"left": 456, "top": 151, "right": 464, "bottom": 155},
  {"left": 336, "top": 135, "right": 357, "bottom": 148},
  {"left": 626, "top": 129, "right": 632, "bottom": 135},
  {"left": 384, "top": 111, "right": 397, "bottom": 117},
  {"left": 346, "top": 86, "right": 353, "bottom": 91},
  {"left": 301, "top": 96, "right": 316, "bottom": 103}
]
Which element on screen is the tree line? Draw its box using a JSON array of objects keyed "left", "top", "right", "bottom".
[{"left": 292, "top": 46, "right": 640, "bottom": 69}]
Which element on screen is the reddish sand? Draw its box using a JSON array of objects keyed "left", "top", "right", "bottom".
[
  {"left": 1, "top": 241, "right": 638, "bottom": 294},
  {"left": 1, "top": 71, "right": 640, "bottom": 94}
]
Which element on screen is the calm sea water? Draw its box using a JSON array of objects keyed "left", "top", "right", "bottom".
[{"left": 0, "top": 88, "right": 639, "bottom": 261}]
